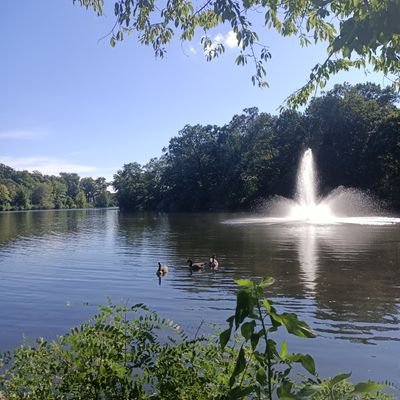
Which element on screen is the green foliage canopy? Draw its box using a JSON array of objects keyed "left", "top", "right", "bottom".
[
  {"left": 0, "top": 184, "right": 11, "bottom": 211},
  {"left": 0, "top": 164, "right": 113, "bottom": 211},
  {"left": 31, "top": 183, "right": 55, "bottom": 209},
  {"left": 112, "top": 83, "right": 400, "bottom": 212},
  {"left": 75, "top": 0, "right": 400, "bottom": 107}
]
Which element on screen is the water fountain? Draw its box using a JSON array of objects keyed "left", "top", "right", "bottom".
[
  {"left": 227, "top": 148, "right": 400, "bottom": 226},
  {"left": 221, "top": 149, "right": 400, "bottom": 387}
]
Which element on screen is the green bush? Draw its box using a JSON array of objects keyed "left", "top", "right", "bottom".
[{"left": 0, "top": 279, "right": 395, "bottom": 399}]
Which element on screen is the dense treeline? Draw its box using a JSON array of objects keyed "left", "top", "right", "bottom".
[
  {"left": 2, "top": 83, "right": 399, "bottom": 213},
  {"left": 0, "top": 167, "right": 115, "bottom": 211},
  {"left": 113, "top": 83, "right": 400, "bottom": 212}
]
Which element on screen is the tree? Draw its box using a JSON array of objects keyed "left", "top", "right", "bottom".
[
  {"left": 113, "top": 163, "right": 147, "bottom": 211},
  {"left": 95, "top": 177, "right": 108, "bottom": 192},
  {"left": 13, "top": 187, "right": 30, "bottom": 210},
  {"left": 75, "top": 191, "right": 88, "bottom": 208},
  {"left": 230, "top": 110, "right": 278, "bottom": 205},
  {"left": 0, "top": 183, "right": 11, "bottom": 211},
  {"left": 80, "top": 177, "right": 97, "bottom": 205},
  {"left": 75, "top": 0, "right": 400, "bottom": 107},
  {"left": 162, "top": 124, "right": 222, "bottom": 210},
  {"left": 80, "top": 177, "right": 109, "bottom": 206},
  {"left": 270, "top": 110, "right": 308, "bottom": 197},
  {"left": 60, "top": 173, "right": 81, "bottom": 199},
  {"left": 305, "top": 83, "right": 398, "bottom": 192},
  {"left": 52, "top": 180, "right": 68, "bottom": 209},
  {"left": 107, "top": 83, "right": 400, "bottom": 211},
  {"left": 365, "top": 112, "right": 400, "bottom": 207},
  {"left": 0, "top": 164, "right": 112, "bottom": 211},
  {"left": 142, "top": 158, "right": 166, "bottom": 209},
  {"left": 31, "top": 183, "right": 55, "bottom": 209},
  {"left": 95, "top": 190, "right": 110, "bottom": 208}
]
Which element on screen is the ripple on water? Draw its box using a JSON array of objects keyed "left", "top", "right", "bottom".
[{"left": 0, "top": 209, "right": 399, "bottom": 391}]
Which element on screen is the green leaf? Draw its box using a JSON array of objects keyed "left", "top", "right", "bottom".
[
  {"left": 263, "top": 299, "right": 272, "bottom": 313},
  {"left": 277, "top": 380, "right": 295, "bottom": 399},
  {"left": 287, "top": 353, "right": 316, "bottom": 375},
  {"left": 259, "top": 277, "right": 275, "bottom": 288},
  {"left": 297, "top": 354, "right": 316, "bottom": 375},
  {"left": 280, "top": 340, "right": 288, "bottom": 359},
  {"left": 250, "top": 330, "right": 263, "bottom": 350},
  {"left": 269, "top": 311, "right": 283, "bottom": 327},
  {"left": 234, "top": 289, "right": 256, "bottom": 329},
  {"left": 241, "top": 320, "right": 256, "bottom": 341},
  {"left": 220, "top": 328, "right": 232, "bottom": 350},
  {"left": 235, "top": 279, "right": 254, "bottom": 288},
  {"left": 330, "top": 372, "right": 352, "bottom": 387},
  {"left": 296, "top": 384, "right": 321, "bottom": 397},
  {"left": 354, "top": 381, "right": 384, "bottom": 393},
  {"left": 279, "top": 313, "right": 315, "bottom": 338},
  {"left": 343, "top": 46, "right": 351, "bottom": 58},
  {"left": 229, "top": 346, "right": 247, "bottom": 387},
  {"left": 256, "top": 367, "right": 267, "bottom": 385}
]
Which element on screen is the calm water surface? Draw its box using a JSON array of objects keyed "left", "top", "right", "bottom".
[{"left": 0, "top": 209, "right": 399, "bottom": 388}]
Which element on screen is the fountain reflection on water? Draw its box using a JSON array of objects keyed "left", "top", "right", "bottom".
[
  {"left": 297, "top": 224, "right": 318, "bottom": 292},
  {"left": 224, "top": 148, "right": 400, "bottom": 294}
]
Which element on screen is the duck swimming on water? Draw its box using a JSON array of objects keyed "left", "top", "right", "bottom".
[
  {"left": 156, "top": 262, "right": 169, "bottom": 276},
  {"left": 187, "top": 259, "right": 206, "bottom": 274},
  {"left": 209, "top": 255, "right": 219, "bottom": 272}
]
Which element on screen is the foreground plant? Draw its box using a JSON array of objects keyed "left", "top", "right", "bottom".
[
  {"left": 0, "top": 279, "right": 395, "bottom": 399},
  {"left": 220, "top": 277, "right": 393, "bottom": 399}
]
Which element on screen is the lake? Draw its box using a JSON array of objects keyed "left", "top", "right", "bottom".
[{"left": 0, "top": 209, "right": 399, "bottom": 389}]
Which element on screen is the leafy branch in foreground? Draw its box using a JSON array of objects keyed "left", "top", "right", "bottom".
[
  {"left": 219, "top": 277, "right": 392, "bottom": 399},
  {"left": 0, "top": 279, "right": 395, "bottom": 399},
  {"left": 74, "top": 0, "right": 400, "bottom": 108}
]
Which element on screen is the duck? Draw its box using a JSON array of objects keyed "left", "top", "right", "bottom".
[
  {"left": 156, "top": 262, "right": 169, "bottom": 276},
  {"left": 209, "top": 255, "right": 219, "bottom": 272},
  {"left": 187, "top": 259, "right": 206, "bottom": 274}
]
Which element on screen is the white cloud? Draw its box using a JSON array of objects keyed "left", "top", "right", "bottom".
[
  {"left": 204, "top": 30, "right": 239, "bottom": 55},
  {"left": 189, "top": 46, "right": 197, "bottom": 54},
  {"left": 0, "top": 156, "right": 97, "bottom": 176},
  {"left": 0, "top": 129, "right": 48, "bottom": 140},
  {"left": 214, "top": 33, "right": 225, "bottom": 43},
  {"left": 224, "top": 30, "right": 239, "bottom": 48}
]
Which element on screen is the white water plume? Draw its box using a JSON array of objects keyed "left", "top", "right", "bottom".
[{"left": 226, "top": 148, "right": 400, "bottom": 226}]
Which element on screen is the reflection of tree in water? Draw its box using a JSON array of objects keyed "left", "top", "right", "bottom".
[
  {"left": 116, "top": 212, "right": 172, "bottom": 262},
  {"left": 126, "top": 214, "right": 400, "bottom": 343},
  {"left": 238, "top": 223, "right": 400, "bottom": 329},
  {"left": 0, "top": 211, "right": 71, "bottom": 247},
  {"left": 311, "top": 239, "right": 400, "bottom": 342},
  {"left": 2, "top": 210, "right": 398, "bottom": 344},
  {"left": 115, "top": 214, "right": 308, "bottom": 300},
  {"left": 116, "top": 212, "right": 285, "bottom": 295},
  {"left": 311, "top": 226, "right": 400, "bottom": 332},
  {"left": 117, "top": 212, "right": 170, "bottom": 241},
  {"left": 0, "top": 209, "right": 111, "bottom": 248}
]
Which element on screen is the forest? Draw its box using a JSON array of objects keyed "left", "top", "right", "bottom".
[
  {"left": 0, "top": 167, "right": 114, "bottom": 211},
  {"left": 113, "top": 83, "right": 400, "bottom": 212},
  {"left": 1, "top": 83, "right": 399, "bottom": 213}
]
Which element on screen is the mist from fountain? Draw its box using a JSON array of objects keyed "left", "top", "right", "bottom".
[{"left": 226, "top": 148, "right": 400, "bottom": 226}]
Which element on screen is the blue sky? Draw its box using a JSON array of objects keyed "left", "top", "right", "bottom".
[{"left": 0, "top": 1, "right": 390, "bottom": 182}]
